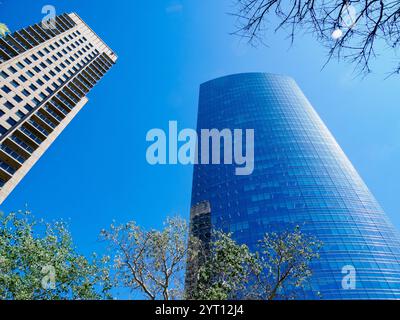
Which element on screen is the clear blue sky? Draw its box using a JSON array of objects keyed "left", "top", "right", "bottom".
[{"left": 1, "top": 0, "right": 400, "bottom": 280}]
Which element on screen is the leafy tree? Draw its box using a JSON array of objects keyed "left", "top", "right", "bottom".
[
  {"left": 0, "top": 211, "right": 112, "bottom": 300},
  {"left": 101, "top": 216, "right": 196, "bottom": 300},
  {"left": 249, "top": 226, "right": 322, "bottom": 300},
  {"left": 234, "top": 0, "right": 400, "bottom": 74},
  {"left": 0, "top": 23, "right": 9, "bottom": 37},
  {"left": 189, "top": 231, "right": 259, "bottom": 300},
  {"left": 191, "top": 227, "right": 321, "bottom": 300}
]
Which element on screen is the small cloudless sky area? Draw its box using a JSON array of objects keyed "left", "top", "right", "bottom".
[{"left": 1, "top": 0, "right": 400, "bottom": 295}]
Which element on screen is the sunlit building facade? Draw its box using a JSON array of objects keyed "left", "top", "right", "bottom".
[
  {"left": 0, "top": 13, "right": 116, "bottom": 203},
  {"left": 189, "top": 73, "right": 400, "bottom": 299}
]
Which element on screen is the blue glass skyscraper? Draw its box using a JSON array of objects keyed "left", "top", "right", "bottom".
[{"left": 189, "top": 73, "right": 400, "bottom": 299}]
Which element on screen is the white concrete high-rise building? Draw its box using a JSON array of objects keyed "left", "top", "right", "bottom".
[{"left": 0, "top": 13, "right": 117, "bottom": 204}]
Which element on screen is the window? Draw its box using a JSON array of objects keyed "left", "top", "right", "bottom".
[
  {"left": 19, "top": 75, "right": 27, "bottom": 82},
  {"left": 16, "top": 62, "right": 24, "bottom": 69},
  {"left": 0, "top": 125, "right": 7, "bottom": 136},
  {"left": 33, "top": 66, "right": 40, "bottom": 73},
  {"left": 36, "top": 79, "right": 44, "bottom": 86},
  {"left": 26, "top": 70, "right": 34, "bottom": 78},
  {"left": 1, "top": 85, "right": 11, "bottom": 94},
  {"left": 8, "top": 66, "right": 18, "bottom": 74},
  {"left": 31, "top": 54, "right": 38, "bottom": 61},
  {"left": 43, "top": 75, "right": 50, "bottom": 81},
  {"left": 24, "top": 58, "right": 32, "bottom": 65},
  {"left": 0, "top": 109, "right": 5, "bottom": 117},
  {"left": 5, "top": 101, "right": 15, "bottom": 110},
  {"left": 22, "top": 89, "right": 30, "bottom": 97},
  {"left": 11, "top": 80, "right": 19, "bottom": 88},
  {"left": 24, "top": 104, "right": 33, "bottom": 112},
  {"left": 32, "top": 98, "right": 40, "bottom": 106},
  {"left": 16, "top": 110, "right": 26, "bottom": 118},
  {"left": 30, "top": 84, "right": 38, "bottom": 91},
  {"left": 14, "top": 95, "right": 23, "bottom": 103},
  {"left": 0, "top": 71, "right": 9, "bottom": 79},
  {"left": 6, "top": 117, "right": 17, "bottom": 126}
]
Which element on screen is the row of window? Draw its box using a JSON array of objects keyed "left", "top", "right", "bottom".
[
  {"left": 0, "top": 25, "right": 96, "bottom": 124},
  {"left": 1, "top": 40, "right": 97, "bottom": 85},
  {"left": 0, "top": 53, "right": 113, "bottom": 183},
  {"left": 1, "top": 49, "right": 99, "bottom": 99},
  {"left": 0, "top": 13, "right": 76, "bottom": 63},
  {"left": 0, "top": 51, "right": 106, "bottom": 128},
  {"left": 0, "top": 49, "right": 101, "bottom": 126}
]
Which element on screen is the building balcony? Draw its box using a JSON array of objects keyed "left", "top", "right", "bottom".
[
  {"left": 11, "top": 33, "right": 31, "bottom": 50},
  {"left": 53, "top": 95, "right": 73, "bottom": 111},
  {"left": 18, "top": 126, "right": 42, "bottom": 147},
  {"left": 20, "top": 29, "right": 40, "bottom": 46},
  {"left": 41, "top": 106, "right": 63, "bottom": 123},
  {"left": 0, "top": 164, "right": 12, "bottom": 184},
  {"left": 0, "top": 48, "right": 12, "bottom": 61},
  {"left": 32, "top": 113, "right": 56, "bottom": 130},
  {"left": 0, "top": 144, "right": 25, "bottom": 167},
  {"left": 47, "top": 101, "right": 68, "bottom": 117},
  {"left": 8, "top": 135, "right": 35, "bottom": 155},
  {"left": 0, "top": 38, "right": 19, "bottom": 56},
  {"left": 26, "top": 119, "right": 50, "bottom": 139},
  {"left": 27, "top": 26, "right": 45, "bottom": 42},
  {"left": 72, "top": 78, "right": 90, "bottom": 94},
  {"left": 0, "top": 160, "right": 16, "bottom": 176}
]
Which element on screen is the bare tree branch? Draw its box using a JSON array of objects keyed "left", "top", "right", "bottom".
[
  {"left": 101, "top": 217, "right": 194, "bottom": 300},
  {"left": 233, "top": 0, "right": 400, "bottom": 75}
]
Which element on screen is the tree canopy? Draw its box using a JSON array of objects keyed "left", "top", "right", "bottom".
[
  {"left": 101, "top": 217, "right": 196, "bottom": 300},
  {"left": 0, "top": 211, "right": 112, "bottom": 300},
  {"left": 189, "top": 227, "right": 322, "bottom": 300}
]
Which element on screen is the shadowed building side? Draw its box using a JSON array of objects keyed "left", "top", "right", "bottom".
[{"left": 185, "top": 201, "right": 212, "bottom": 298}]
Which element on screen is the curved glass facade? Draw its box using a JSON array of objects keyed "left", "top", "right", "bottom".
[{"left": 190, "top": 73, "right": 400, "bottom": 299}]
